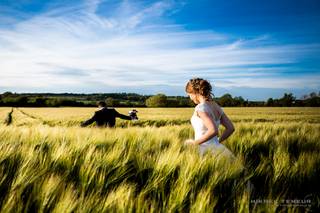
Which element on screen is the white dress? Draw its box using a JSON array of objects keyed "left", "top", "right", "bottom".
[{"left": 191, "top": 102, "right": 235, "bottom": 158}]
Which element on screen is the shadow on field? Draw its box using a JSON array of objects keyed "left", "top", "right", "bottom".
[{"left": 4, "top": 108, "right": 13, "bottom": 125}]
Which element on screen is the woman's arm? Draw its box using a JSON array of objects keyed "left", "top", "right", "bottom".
[
  {"left": 191, "top": 111, "right": 219, "bottom": 145},
  {"left": 219, "top": 112, "right": 235, "bottom": 143}
]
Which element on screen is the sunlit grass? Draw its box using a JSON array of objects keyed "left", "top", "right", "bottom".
[
  {"left": 13, "top": 107, "right": 320, "bottom": 127},
  {"left": 0, "top": 107, "right": 319, "bottom": 212}
]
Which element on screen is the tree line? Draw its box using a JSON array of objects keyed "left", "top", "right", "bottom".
[{"left": 0, "top": 91, "right": 319, "bottom": 107}]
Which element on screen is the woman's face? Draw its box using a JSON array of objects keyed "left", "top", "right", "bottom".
[{"left": 188, "top": 92, "right": 199, "bottom": 104}]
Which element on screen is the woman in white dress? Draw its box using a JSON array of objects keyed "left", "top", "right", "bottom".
[
  {"left": 184, "top": 78, "right": 236, "bottom": 159},
  {"left": 184, "top": 78, "right": 255, "bottom": 194}
]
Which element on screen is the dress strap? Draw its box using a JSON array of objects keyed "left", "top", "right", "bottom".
[
  {"left": 196, "top": 102, "right": 224, "bottom": 122},
  {"left": 218, "top": 107, "right": 224, "bottom": 120}
]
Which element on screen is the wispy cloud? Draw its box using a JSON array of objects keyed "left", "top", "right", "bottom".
[{"left": 0, "top": 0, "right": 319, "bottom": 97}]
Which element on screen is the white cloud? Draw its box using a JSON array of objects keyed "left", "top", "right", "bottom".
[{"left": 0, "top": 0, "right": 319, "bottom": 95}]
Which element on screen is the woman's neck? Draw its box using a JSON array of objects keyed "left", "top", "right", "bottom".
[{"left": 198, "top": 96, "right": 208, "bottom": 104}]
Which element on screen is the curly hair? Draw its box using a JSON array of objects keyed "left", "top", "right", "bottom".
[{"left": 185, "top": 78, "right": 213, "bottom": 100}]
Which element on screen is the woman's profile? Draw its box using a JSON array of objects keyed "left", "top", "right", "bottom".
[{"left": 184, "top": 77, "right": 236, "bottom": 158}]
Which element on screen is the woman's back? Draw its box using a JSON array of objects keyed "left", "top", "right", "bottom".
[{"left": 191, "top": 101, "right": 224, "bottom": 142}]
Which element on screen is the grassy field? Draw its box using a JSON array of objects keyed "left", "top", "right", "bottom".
[{"left": 0, "top": 107, "right": 319, "bottom": 212}]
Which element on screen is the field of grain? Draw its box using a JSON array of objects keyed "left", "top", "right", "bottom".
[{"left": 0, "top": 107, "right": 319, "bottom": 212}]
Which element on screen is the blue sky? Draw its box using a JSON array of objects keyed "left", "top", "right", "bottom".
[{"left": 0, "top": 0, "right": 319, "bottom": 100}]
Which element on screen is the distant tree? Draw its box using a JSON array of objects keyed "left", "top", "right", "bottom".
[
  {"left": 178, "top": 98, "right": 193, "bottom": 107},
  {"left": 167, "top": 99, "right": 179, "bottom": 107},
  {"left": 280, "top": 93, "right": 296, "bottom": 107},
  {"left": 305, "top": 95, "right": 320, "bottom": 107},
  {"left": 2, "top": 91, "right": 13, "bottom": 97},
  {"left": 35, "top": 97, "right": 46, "bottom": 106},
  {"left": 294, "top": 99, "right": 304, "bottom": 107},
  {"left": 310, "top": 92, "right": 317, "bottom": 98},
  {"left": 266, "top": 98, "right": 274, "bottom": 106},
  {"left": 105, "top": 97, "right": 119, "bottom": 107},
  {"left": 2, "top": 91, "right": 319, "bottom": 107},
  {"left": 218, "top": 94, "right": 234, "bottom": 107},
  {"left": 146, "top": 94, "right": 167, "bottom": 107},
  {"left": 234, "top": 96, "right": 245, "bottom": 106},
  {"left": 17, "top": 96, "right": 29, "bottom": 106},
  {"left": 297, "top": 91, "right": 320, "bottom": 107}
]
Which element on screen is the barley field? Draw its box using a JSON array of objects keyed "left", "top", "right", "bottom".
[{"left": 0, "top": 107, "right": 319, "bottom": 212}]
